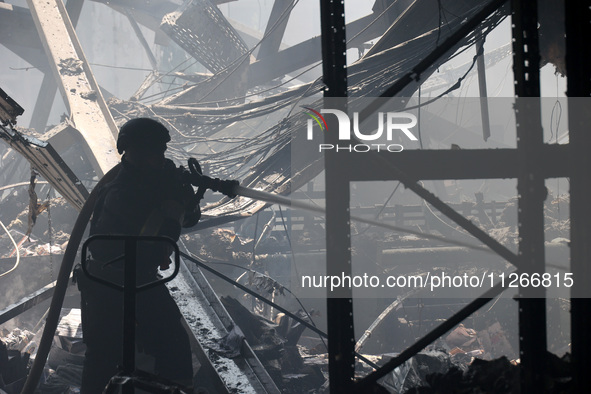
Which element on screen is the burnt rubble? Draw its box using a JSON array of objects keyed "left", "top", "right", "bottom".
[
  {"left": 220, "top": 296, "right": 325, "bottom": 393},
  {"left": 0, "top": 0, "right": 582, "bottom": 391},
  {"left": 0, "top": 329, "right": 34, "bottom": 393},
  {"left": 0, "top": 184, "right": 572, "bottom": 392},
  {"left": 404, "top": 352, "right": 573, "bottom": 394}
]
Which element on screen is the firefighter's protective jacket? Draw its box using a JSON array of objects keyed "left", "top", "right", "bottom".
[{"left": 88, "top": 156, "right": 200, "bottom": 276}]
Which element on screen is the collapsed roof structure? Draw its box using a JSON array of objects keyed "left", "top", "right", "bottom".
[{"left": 0, "top": 0, "right": 589, "bottom": 393}]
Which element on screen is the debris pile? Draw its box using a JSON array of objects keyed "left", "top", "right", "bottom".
[
  {"left": 0, "top": 328, "right": 34, "bottom": 393},
  {"left": 0, "top": 196, "right": 75, "bottom": 259},
  {"left": 0, "top": 310, "right": 85, "bottom": 393},
  {"left": 403, "top": 352, "right": 573, "bottom": 394},
  {"left": 38, "top": 309, "right": 85, "bottom": 393},
  {"left": 185, "top": 226, "right": 288, "bottom": 265},
  {"left": 445, "top": 323, "right": 516, "bottom": 365},
  {"left": 221, "top": 296, "right": 326, "bottom": 393},
  {"left": 391, "top": 350, "right": 454, "bottom": 393}
]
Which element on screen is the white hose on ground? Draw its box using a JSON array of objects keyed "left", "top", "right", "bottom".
[{"left": 0, "top": 218, "right": 20, "bottom": 278}]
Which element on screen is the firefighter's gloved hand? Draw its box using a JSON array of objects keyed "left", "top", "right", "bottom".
[
  {"left": 210, "top": 178, "right": 239, "bottom": 198},
  {"left": 220, "top": 179, "right": 239, "bottom": 198}
]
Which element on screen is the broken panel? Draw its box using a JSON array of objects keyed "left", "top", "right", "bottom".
[
  {"left": 161, "top": 0, "right": 249, "bottom": 73},
  {"left": 0, "top": 125, "right": 88, "bottom": 210}
]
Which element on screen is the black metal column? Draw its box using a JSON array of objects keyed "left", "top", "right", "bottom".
[
  {"left": 319, "top": 1, "right": 355, "bottom": 392},
  {"left": 565, "top": 1, "right": 591, "bottom": 392},
  {"left": 511, "top": 0, "right": 547, "bottom": 392}
]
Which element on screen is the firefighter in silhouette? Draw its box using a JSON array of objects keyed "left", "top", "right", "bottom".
[{"left": 77, "top": 118, "right": 236, "bottom": 392}]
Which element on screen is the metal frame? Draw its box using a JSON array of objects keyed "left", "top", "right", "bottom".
[
  {"left": 81, "top": 235, "right": 180, "bottom": 392},
  {"left": 315, "top": 0, "right": 583, "bottom": 391},
  {"left": 319, "top": 1, "right": 356, "bottom": 393},
  {"left": 511, "top": 0, "right": 547, "bottom": 392}
]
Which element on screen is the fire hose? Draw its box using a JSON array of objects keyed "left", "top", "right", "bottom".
[
  {"left": 21, "top": 158, "right": 489, "bottom": 393},
  {"left": 188, "top": 158, "right": 487, "bottom": 251},
  {"left": 21, "top": 163, "right": 122, "bottom": 394}
]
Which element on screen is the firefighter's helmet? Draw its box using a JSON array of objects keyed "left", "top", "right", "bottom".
[{"left": 117, "top": 118, "right": 171, "bottom": 154}]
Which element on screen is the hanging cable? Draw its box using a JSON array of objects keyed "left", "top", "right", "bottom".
[{"left": 436, "top": 0, "right": 443, "bottom": 46}]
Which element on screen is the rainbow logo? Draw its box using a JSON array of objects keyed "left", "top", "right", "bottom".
[{"left": 303, "top": 107, "right": 328, "bottom": 131}]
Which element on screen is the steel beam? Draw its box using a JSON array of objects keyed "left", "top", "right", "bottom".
[
  {"left": 29, "top": 73, "right": 58, "bottom": 133},
  {"left": 27, "top": 0, "right": 119, "bottom": 177},
  {"left": 170, "top": 258, "right": 280, "bottom": 393},
  {"left": 29, "top": 0, "right": 85, "bottom": 134},
  {"left": 511, "top": 0, "right": 547, "bottom": 392},
  {"left": 123, "top": 8, "right": 158, "bottom": 70},
  {"left": 319, "top": 1, "right": 355, "bottom": 392},
  {"left": 565, "top": 0, "right": 591, "bottom": 392},
  {"left": 180, "top": 251, "right": 379, "bottom": 369},
  {"left": 0, "top": 279, "right": 60, "bottom": 326}
]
